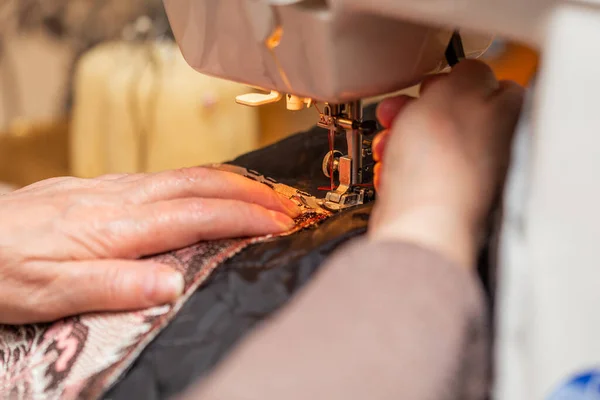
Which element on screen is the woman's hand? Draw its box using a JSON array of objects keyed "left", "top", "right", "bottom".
[
  {"left": 370, "top": 60, "right": 525, "bottom": 268},
  {"left": 0, "top": 167, "right": 300, "bottom": 324}
]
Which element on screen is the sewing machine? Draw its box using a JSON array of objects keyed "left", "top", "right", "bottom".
[
  {"left": 162, "top": 0, "right": 495, "bottom": 211},
  {"left": 164, "top": 0, "right": 600, "bottom": 399}
]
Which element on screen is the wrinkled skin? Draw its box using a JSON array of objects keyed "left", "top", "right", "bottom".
[
  {"left": 0, "top": 167, "right": 300, "bottom": 324},
  {"left": 371, "top": 60, "right": 524, "bottom": 268}
]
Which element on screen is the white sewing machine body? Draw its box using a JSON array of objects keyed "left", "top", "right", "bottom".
[
  {"left": 164, "top": 0, "right": 600, "bottom": 398},
  {"left": 163, "top": 0, "right": 494, "bottom": 103}
]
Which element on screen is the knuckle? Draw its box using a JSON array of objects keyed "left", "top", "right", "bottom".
[
  {"left": 237, "top": 201, "right": 268, "bottom": 222},
  {"left": 499, "top": 84, "right": 526, "bottom": 109},
  {"left": 39, "top": 177, "right": 69, "bottom": 186},
  {"left": 143, "top": 167, "right": 215, "bottom": 199},
  {"left": 236, "top": 199, "right": 257, "bottom": 214},
  {"left": 28, "top": 293, "right": 58, "bottom": 321},
  {"left": 61, "top": 177, "right": 92, "bottom": 190},
  {"left": 20, "top": 286, "right": 45, "bottom": 317},
  {"left": 255, "top": 185, "right": 279, "bottom": 203},
  {"left": 20, "top": 276, "right": 61, "bottom": 321},
  {"left": 130, "top": 179, "right": 154, "bottom": 203},
  {"left": 96, "top": 173, "right": 127, "bottom": 181},
  {"left": 100, "top": 267, "right": 125, "bottom": 304},
  {"left": 220, "top": 198, "right": 246, "bottom": 215},
  {"left": 171, "top": 166, "right": 210, "bottom": 184}
]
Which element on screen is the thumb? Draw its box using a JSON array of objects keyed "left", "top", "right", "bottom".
[{"left": 43, "top": 260, "right": 185, "bottom": 320}]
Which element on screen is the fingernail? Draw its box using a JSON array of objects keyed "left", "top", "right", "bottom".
[
  {"left": 146, "top": 270, "right": 185, "bottom": 303},
  {"left": 269, "top": 210, "right": 296, "bottom": 231},
  {"left": 278, "top": 194, "right": 302, "bottom": 217}
]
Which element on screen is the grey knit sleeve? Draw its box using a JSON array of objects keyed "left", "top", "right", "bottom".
[{"left": 181, "top": 239, "right": 490, "bottom": 400}]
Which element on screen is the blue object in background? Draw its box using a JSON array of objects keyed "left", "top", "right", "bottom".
[{"left": 548, "top": 370, "right": 600, "bottom": 400}]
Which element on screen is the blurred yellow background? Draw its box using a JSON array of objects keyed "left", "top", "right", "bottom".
[{"left": 0, "top": 1, "right": 317, "bottom": 190}]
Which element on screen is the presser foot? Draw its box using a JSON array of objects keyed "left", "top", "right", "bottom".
[
  {"left": 316, "top": 99, "right": 378, "bottom": 212},
  {"left": 318, "top": 185, "right": 375, "bottom": 212}
]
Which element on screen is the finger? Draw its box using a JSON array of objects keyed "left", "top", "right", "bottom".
[
  {"left": 376, "top": 95, "right": 414, "bottom": 129},
  {"left": 129, "top": 167, "right": 300, "bottom": 218},
  {"left": 20, "top": 260, "right": 185, "bottom": 323},
  {"left": 493, "top": 80, "right": 526, "bottom": 102},
  {"left": 419, "top": 73, "right": 449, "bottom": 96},
  {"left": 446, "top": 59, "right": 499, "bottom": 97},
  {"left": 372, "top": 130, "right": 390, "bottom": 162},
  {"left": 373, "top": 163, "right": 383, "bottom": 192},
  {"left": 491, "top": 80, "right": 525, "bottom": 130},
  {"left": 103, "top": 198, "right": 296, "bottom": 259}
]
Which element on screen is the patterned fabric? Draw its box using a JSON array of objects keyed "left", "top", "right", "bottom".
[{"left": 0, "top": 166, "right": 330, "bottom": 400}]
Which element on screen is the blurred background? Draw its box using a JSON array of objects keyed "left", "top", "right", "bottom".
[{"left": 0, "top": 0, "right": 320, "bottom": 192}]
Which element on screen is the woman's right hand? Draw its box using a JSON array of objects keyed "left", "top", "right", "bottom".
[{"left": 370, "top": 60, "right": 525, "bottom": 268}]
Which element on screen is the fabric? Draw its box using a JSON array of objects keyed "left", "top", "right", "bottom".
[
  {"left": 105, "top": 204, "right": 373, "bottom": 400},
  {"left": 104, "top": 105, "right": 382, "bottom": 399},
  {"left": 0, "top": 166, "right": 331, "bottom": 400},
  {"left": 182, "top": 239, "right": 490, "bottom": 400}
]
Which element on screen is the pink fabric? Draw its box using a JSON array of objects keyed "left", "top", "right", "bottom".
[{"left": 0, "top": 167, "right": 330, "bottom": 400}]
